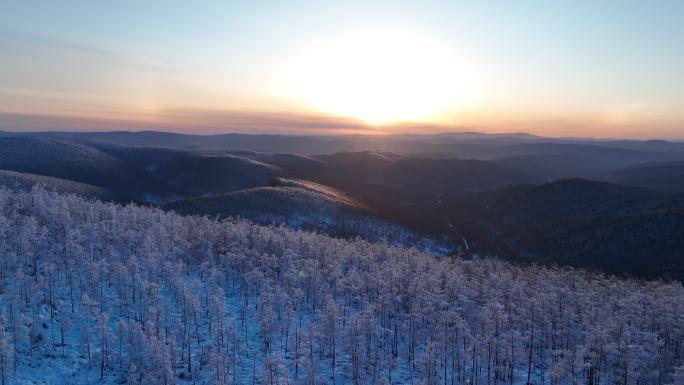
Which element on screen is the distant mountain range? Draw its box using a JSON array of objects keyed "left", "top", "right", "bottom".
[{"left": 1, "top": 130, "right": 683, "bottom": 280}]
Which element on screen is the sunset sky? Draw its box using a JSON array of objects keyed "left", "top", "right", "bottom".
[{"left": 1, "top": 0, "right": 683, "bottom": 138}]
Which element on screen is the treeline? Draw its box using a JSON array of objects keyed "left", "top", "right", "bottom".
[{"left": 0, "top": 187, "right": 682, "bottom": 384}]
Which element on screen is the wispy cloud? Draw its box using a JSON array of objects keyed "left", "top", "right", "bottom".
[
  {"left": 0, "top": 109, "right": 481, "bottom": 136},
  {"left": 0, "top": 28, "right": 181, "bottom": 74},
  {"left": 2, "top": 109, "right": 682, "bottom": 139},
  {"left": 0, "top": 29, "right": 194, "bottom": 116},
  {"left": 0, "top": 110, "right": 368, "bottom": 134}
]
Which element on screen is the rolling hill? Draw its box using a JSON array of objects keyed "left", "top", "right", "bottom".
[
  {"left": 0, "top": 169, "right": 114, "bottom": 199},
  {"left": 6, "top": 130, "right": 684, "bottom": 160},
  {"left": 477, "top": 179, "right": 684, "bottom": 280},
  {"left": 305, "top": 151, "right": 540, "bottom": 198},
  {"left": 608, "top": 161, "right": 684, "bottom": 192},
  {"left": 0, "top": 137, "right": 178, "bottom": 201},
  {"left": 165, "top": 178, "right": 368, "bottom": 224},
  {"left": 164, "top": 178, "right": 447, "bottom": 252},
  {"left": 2, "top": 131, "right": 684, "bottom": 280}
]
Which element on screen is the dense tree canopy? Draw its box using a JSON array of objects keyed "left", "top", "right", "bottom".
[{"left": 0, "top": 187, "right": 682, "bottom": 384}]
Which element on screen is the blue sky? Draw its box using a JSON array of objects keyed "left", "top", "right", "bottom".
[{"left": 1, "top": 0, "right": 683, "bottom": 137}]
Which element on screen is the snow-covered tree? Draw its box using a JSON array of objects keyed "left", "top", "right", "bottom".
[{"left": 0, "top": 186, "right": 681, "bottom": 385}]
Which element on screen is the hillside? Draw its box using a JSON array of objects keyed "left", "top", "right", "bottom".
[
  {"left": 478, "top": 179, "right": 684, "bottom": 280},
  {"left": 491, "top": 154, "right": 623, "bottom": 180},
  {"left": 297, "top": 152, "right": 540, "bottom": 221},
  {"left": 89, "top": 144, "right": 301, "bottom": 197},
  {"left": 0, "top": 137, "right": 178, "bottom": 201},
  {"left": 7, "top": 131, "right": 684, "bottom": 161},
  {"left": 166, "top": 178, "right": 368, "bottom": 221},
  {"left": 2, "top": 132, "right": 684, "bottom": 280},
  {"left": 608, "top": 161, "right": 684, "bottom": 192},
  {"left": 0, "top": 169, "right": 114, "bottom": 199},
  {"left": 0, "top": 187, "right": 682, "bottom": 384},
  {"left": 165, "top": 178, "right": 446, "bottom": 252}
]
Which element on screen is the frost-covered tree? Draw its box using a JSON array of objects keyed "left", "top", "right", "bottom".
[{"left": 0, "top": 186, "right": 681, "bottom": 385}]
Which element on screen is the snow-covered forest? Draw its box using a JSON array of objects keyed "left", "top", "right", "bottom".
[{"left": 0, "top": 187, "right": 682, "bottom": 385}]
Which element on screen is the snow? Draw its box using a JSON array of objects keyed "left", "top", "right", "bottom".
[{"left": 0, "top": 186, "right": 682, "bottom": 385}]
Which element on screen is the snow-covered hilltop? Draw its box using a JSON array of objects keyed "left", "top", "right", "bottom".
[{"left": 0, "top": 187, "right": 682, "bottom": 385}]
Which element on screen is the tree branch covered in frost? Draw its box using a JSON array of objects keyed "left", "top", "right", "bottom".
[{"left": 0, "top": 186, "right": 682, "bottom": 385}]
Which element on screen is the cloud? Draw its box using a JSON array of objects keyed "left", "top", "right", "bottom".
[
  {"left": 2, "top": 110, "right": 682, "bottom": 139},
  {"left": 0, "top": 108, "right": 482, "bottom": 136},
  {"left": 0, "top": 110, "right": 369, "bottom": 134},
  {"left": 0, "top": 28, "right": 181, "bottom": 74},
  {"left": 0, "top": 28, "right": 193, "bottom": 116}
]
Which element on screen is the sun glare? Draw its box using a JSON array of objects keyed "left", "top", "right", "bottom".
[{"left": 283, "top": 29, "right": 466, "bottom": 125}]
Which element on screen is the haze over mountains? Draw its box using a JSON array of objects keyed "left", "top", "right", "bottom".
[{"left": 1, "top": 130, "right": 683, "bottom": 280}]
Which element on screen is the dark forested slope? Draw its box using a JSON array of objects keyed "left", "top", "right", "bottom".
[
  {"left": 478, "top": 179, "right": 684, "bottom": 280},
  {"left": 164, "top": 178, "right": 448, "bottom": 252},
  {"left": 0, "top": 137, "right": 178, "bottom": 201}
]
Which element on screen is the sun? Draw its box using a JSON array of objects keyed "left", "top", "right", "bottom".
[{"left": 282, "top": 29, "right": 465, "bottom": 125}]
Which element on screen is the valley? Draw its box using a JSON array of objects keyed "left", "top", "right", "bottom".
[{"left": 2, "top": 131, "right": 684, "bottom": 280}]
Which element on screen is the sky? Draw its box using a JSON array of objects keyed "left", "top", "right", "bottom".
[{"left": 1, "top": 0, "right": 683, "bottom": 138}]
